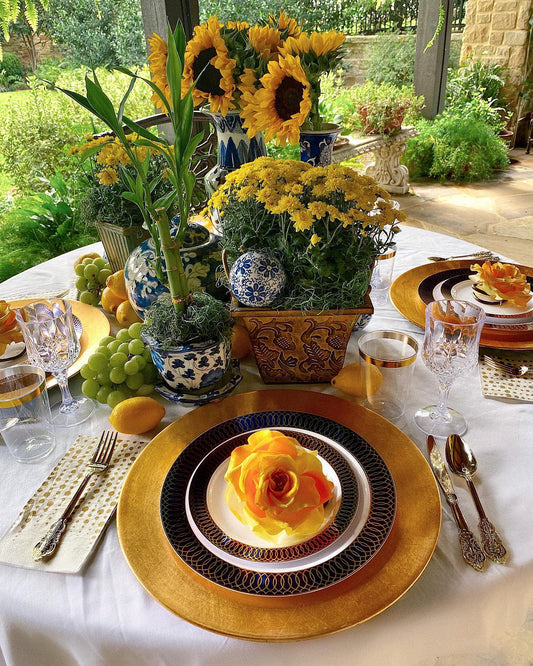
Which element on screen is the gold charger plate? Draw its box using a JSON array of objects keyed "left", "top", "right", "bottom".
[
  {"left": 117, "top": 389, "right": 441, "bottom": 641},
  {"left": 390, "top": 260, "right": 533, "bottom": 350},
  {"left": 8, "top": 299, "right": 110, "bottom": 388}
]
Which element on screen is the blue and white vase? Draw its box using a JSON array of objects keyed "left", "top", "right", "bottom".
[
  {"left": 124, "top": 221, "right": 223, "bottom": 318},
  {"left": 229, "top": 251, "right": 286, "bottom": 308},
  {"left": 204, "top": 111, "right": 267, "bottom": 197},
  {"left": 141, "top": 330, "right": 231, "bottom": 394},
  {"left": 299, "top": 123, "right": 341, "bottom": 166}
]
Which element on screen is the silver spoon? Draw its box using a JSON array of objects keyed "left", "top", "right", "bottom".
[
  {"left": 427, "top": 251, "right": 498, "bottom": 262},
  {"left": 446, "top": 434, "right": 507, "bottom": 564}
]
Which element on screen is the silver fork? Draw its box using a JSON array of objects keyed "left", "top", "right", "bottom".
[
  {"left": 33, "top": 431, "right": 118, "bottom": 561},
  {"left": 482, "top": 355, "right": 532, "bottom": 378}
]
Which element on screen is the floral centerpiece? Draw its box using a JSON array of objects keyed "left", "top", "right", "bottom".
[
  {"left": 146, "top": 12, "right": 345, "bottom": 172},
  {"left": 55, "top": 23, "right": 233, "bottom": 397},
  {"left": 209, "top": 156, "right": 403, "bottom": 383},
  {"left": 225, "top": 429, "right": 335, "bottom": 545}
]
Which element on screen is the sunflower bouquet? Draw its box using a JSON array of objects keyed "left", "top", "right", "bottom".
[
  {"left": 149, "top": 12, "right": 344, "bottom": 146},
  {"left": 210, "top": 156, "right": 403, "bottom": 311}
]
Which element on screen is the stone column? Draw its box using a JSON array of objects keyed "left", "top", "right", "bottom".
[{"left": 461, "top": 0, "right": 533, "bottom": 114}]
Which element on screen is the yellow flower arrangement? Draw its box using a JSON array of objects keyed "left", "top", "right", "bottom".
[
  {"left": 224, "top": 429, "right": 334, "bottom": 543},
  {"left": 210, "top": 156, "right": 402, "bottom": 310},
  {"left": 144, "top": 12, "right": 343, "bottom": 146}
]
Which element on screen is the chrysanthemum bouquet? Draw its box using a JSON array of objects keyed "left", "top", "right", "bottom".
[
  {"left": 158, "top": 12, "right": 344, "bottom": 146},
  {"left": 210, "top": 156, "right": 403, "bottom": 310}
]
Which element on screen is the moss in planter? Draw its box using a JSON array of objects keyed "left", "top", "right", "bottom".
[{"left": 143, "top": 292, "right": 232, "bottom": 349}]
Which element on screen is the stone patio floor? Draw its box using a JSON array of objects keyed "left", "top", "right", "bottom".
[{"left": 395, "top": 148, "right": 533, "bottom": 266}]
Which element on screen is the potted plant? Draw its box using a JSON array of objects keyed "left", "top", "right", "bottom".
[
  {"left": 210, "top": 156, "right": 403, "bottom": 383},
  {"left": 345, "top": 81, "right": 424, "bottom": 136},
  {"left": 55, "top": 23, "right": 234, "bottom": 398},
  {"left": 74, "top": 138, "right": 172, "bottom": 272}
]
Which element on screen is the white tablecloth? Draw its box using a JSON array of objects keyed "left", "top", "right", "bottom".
[{"left": 1, "top": 226, "right": 532, "bottom": 666}]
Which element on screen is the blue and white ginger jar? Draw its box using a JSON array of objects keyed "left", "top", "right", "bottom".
[
  {"left": 125, "top": 221, "right": 223, "bottom": 318},
  {"left": 229, "top": 251, "right": 286, "bottom": 308}
]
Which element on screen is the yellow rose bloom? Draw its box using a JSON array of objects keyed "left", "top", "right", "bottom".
[{"left": 224, "top": 429, "right": 334, "bottom": 542}]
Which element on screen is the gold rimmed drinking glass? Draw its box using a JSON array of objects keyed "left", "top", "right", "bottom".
[{"left": 414, "top": 299, "right": 485, "bottom": 438}]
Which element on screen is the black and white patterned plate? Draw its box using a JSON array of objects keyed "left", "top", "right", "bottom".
[{"left": 160, "top": 410, "right": 396, "bottom": 597}]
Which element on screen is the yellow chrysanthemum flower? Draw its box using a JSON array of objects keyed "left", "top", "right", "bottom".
[
  {"left": 148, "top": 33, "right": 171, "bottom": 112},
  {"left": 291, "top": 208, "right": 314, "bottom": 231},
  {"left": 240, "top": 54, "right": 311, "bottom": 145},
  {"left": 182, "top": 16, "right": 237, "bottom": 115},
  {"left": 310, "top": 233, "right": 322, "bottom": 246},
  {"left": 97, "top": 167, "right": 119, "bottom": 186}
]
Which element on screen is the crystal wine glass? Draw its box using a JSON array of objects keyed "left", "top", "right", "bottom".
[
  {"left": 15, "top": 299, "right": 94, "bottom": 427},
  {"left": 414, "top": 299, "right": 485, "bottom": 438}
]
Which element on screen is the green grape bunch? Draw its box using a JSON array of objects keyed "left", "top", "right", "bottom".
[
  {"left": 74, "top": 255, "right": 112, "bottom": 306},
  {"left": 80, "top": 322, "right": 159, "bottom": 408}
]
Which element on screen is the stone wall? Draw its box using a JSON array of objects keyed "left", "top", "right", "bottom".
[
  {"left": 461, "top": 0, "right": 533, "bottom": 113},
  {"left": 1, "top": 34, "right": 61, "bottom": 69}
]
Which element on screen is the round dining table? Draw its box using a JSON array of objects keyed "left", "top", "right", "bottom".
[{"left": 0, "top": 225, "right": 531, "bottom": 665}]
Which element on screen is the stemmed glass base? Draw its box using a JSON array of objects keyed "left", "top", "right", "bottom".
[
  {"left": 414, "top": 405, "right": 467, "bottom": 438},
  {"left": 50, "top": 395, "right": 95, "bottom": 427}
]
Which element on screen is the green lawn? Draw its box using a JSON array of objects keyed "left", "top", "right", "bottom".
[{"left": 0, "top": 90, "right": 32, "bottom": 198}]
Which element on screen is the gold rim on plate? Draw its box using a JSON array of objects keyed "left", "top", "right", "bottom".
[
  {"left": 117, "top": 389, "right": 441, "bottom": 641},
  {"left": 390, "top": 260, "right": 533, "bottom": 350},
  {"left": 8, "top": 299, "right": 110, "bottom": 389}
]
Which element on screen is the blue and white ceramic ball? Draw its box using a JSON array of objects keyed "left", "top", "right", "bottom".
[{"left": 229, "top": 251, "right": 286, "bottom": 308}]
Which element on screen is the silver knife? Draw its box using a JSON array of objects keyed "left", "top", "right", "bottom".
[{"left": 427, "top": 436, "right": 486, "bottom": 572}]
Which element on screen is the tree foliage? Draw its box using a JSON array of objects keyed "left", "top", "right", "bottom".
[{"left": 45, "top": 0, "right": 146, "bottom": 69}]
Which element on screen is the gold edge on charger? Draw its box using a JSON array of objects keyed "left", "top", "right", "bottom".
[{"left": 116, "top": 389, "right": 441, "bottom": 642}]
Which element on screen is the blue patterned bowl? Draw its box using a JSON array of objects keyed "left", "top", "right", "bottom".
[
  {"left": 229, "top": 251, "right": 286, "bottom": 308},
  {"left": 142, "top": 331, "right": 232, "bottom": 394}
]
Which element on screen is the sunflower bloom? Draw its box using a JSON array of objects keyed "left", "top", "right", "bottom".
[
  {"left": 148, "top": 33, "right": 171, "bottom": 112},
  {"left": 240, "top": 54, "right": 311, "bottom": 145},
  {"left": 280, "top": 31, "right": 345, "bottom": 58},
  {"left": 182, "top": 16, "right": 236, "bottom": 115},
  {"left": 268, "top": 11, "right": 301, "bottom": 39},
  {"left": 248, "top": 25, "right": 282, "bottom": 60}
]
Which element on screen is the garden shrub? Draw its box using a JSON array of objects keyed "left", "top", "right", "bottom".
[
  {"left": 47, "top": 0, "right": 146, "bottom": 69},
  {"left": 365, "top": 34, "right": 460, "bottom": 88},
  {"left": 0, "top": 53, "right": 26, "bottom": 91},
  {"left": 403, "top": 114, "right": 509, "bottom": 182},
  {"left": 0, "top": 172, "right": 98, "bottom": 283}
]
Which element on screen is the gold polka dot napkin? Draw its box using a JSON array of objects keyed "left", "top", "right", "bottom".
[
  {"left": 0, "top": 434, "right": 146, "bottom": 573},
  {"left": 479, "top": 349, "right": 533, "bottom": 402}
]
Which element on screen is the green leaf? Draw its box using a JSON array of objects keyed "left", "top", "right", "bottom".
[
  {"left": 173, "top": 21, "right": 186, "bottom": 62},
  {"left": 166, "top": 28, "right": 183, "bottom": 119},
  {"left": 122, "top": 116, "right": 167, "bottom": 145},
  {"left": 24, "top": 1, "right": 38, "bottom": 30},
  {"left": 85, "top": 74, "right": 123, "bottom": 135},
  {"left": 179, "top": 91, "right": 194, "bottom": 157},
  {"left": 153, "top": 190, "right": 177, "bottom": 212},
  {"left": 118, "top": 76, "right": 137, "bottom": 124},
  {"left": 181, "top": 131, "right": 204, "bottom": 168}
]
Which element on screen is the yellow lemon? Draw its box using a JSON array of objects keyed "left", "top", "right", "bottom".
[
  {"left": 106, "top": 269, "right": 128, "bottom": 300},
  {"left": 116, "top": 299, "right": 142, "bottom": 326},
  {"left": 331, "top": 362, "right": 383, "bottom": 398},
  {"left": 231, "top": 324, "right": 252, "bottom": 359},
  {"left": 109, "top": 397, "right": 165, "bottom": 434},
  {"left": 101, "top": 286, "right": 125, "bottom": 315}
]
